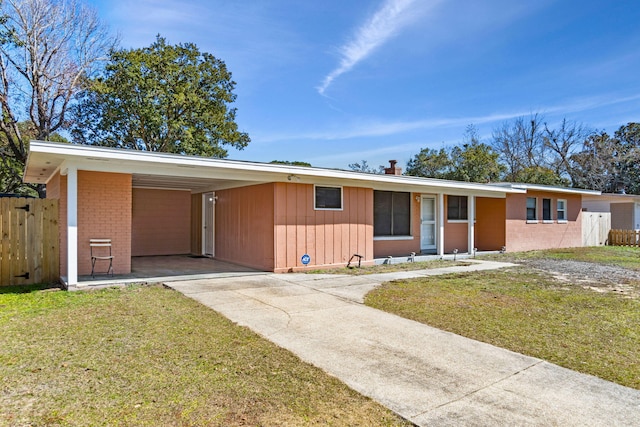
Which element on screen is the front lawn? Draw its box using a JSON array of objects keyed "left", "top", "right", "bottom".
[
  {"left": 0, "top": 284, "right": 409, "bottom": 426},
  {"left": 488, "top": 246, "right": 640, "bottom": 270},
  {"left": 307, "top": 259, "right": 470, "bottom": 275},
  {"left": 365, "top": 268, "right": 640, "bottom": 389}
]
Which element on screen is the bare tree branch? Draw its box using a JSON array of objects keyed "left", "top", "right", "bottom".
[{"left": 0, "top": 0, "right": 116, "bottom": 195}]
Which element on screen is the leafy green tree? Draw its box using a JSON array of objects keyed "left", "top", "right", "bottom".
[
  {"left": 448, "top": 142, "right": 504, "bottom": 182},
  {"left": 569, "top": 124, "right": 640, "bottom": 194},
  {"left": 569, "top": 132, "right": 617, "bottom": 192},
  {"left": 72, "top": 35, "right": 250, "bottom": 158},
  {"left": 515, "top": 166, "right": 570, "bottom": 186},
  {"left": 448, "top": 125, "right": 504, "bottom": 182},
  {"left": 405, "top": 147, "right": 451, "bottom": 179},
  {"left": 613, "top": 123, "right": 640, "bottom": 194}
]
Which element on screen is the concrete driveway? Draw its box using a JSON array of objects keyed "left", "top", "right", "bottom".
[{"left": 166, "top": 260, "right": 640, "bottom": 426}]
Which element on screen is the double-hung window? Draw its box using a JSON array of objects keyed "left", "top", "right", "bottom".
[
  {"left": 374, "top": 191, "right": 411, "bottom": 236},
  {"left": 526, "top": 197, "right": 537, "bottom": 221},
  {"left": 557, "top": 199, "right": 567, "bottom": 222},
  {"left": 447, "top": 196, "right": 468, "bottom": 221}
]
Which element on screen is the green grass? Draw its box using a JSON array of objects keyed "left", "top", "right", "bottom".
[
  {"left": 365, "top": 268, "right": 640, "bottom": 389},
  {"left": 485, "top": 246, "right": 640, "bottom": 270},
  {"left": 307, "top": 259, "right": 470, "bottom": 275},
  {"left": 0, "top": 285, "right": 410, "bottom": 426}
]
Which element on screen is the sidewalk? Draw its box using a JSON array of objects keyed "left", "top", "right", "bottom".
[{"left": 166, "top": 260, "right": 640, "bottom": 426}]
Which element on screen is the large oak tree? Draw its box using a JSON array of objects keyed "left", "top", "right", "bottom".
[{"left": 72, "top": 35, "right": 250, "bottom": 157}]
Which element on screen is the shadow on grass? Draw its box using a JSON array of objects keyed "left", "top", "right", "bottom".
[{"left": 0, "top": 282, "right": 63, "bottom": 294}]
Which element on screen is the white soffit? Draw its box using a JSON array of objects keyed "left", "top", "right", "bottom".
[{"left": 25, "top": 141, "right": 523, "bottom": 196}]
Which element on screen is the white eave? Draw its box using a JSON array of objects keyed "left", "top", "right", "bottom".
[
  {"left": 24, "top": 141, "right": 525, "bottom": 197},
  {"left": 493, "top": 182, "right": 601, "bottom": 196},
  {"left": 582, "top": 192, "right": 640, "bottom": 202}
]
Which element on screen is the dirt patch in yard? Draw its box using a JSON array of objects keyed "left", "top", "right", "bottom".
[{"left": 507, "top": 258, "right": 640, "bottom": 299}]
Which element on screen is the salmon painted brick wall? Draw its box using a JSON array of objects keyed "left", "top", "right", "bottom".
[
  {"left": 505, "top": 192, "right": 582, "bottom": 252},
  {"left": 215, "top": 183, "right": 275, "bottom": 271},
  {"left": 77, "top": 171, "right": 132, "bottom": 275},
  {"left": 131, "top": 188, "right": 191, "bottom": 256},
  {"left": 48, "top": 171, "right": 131, "bottom": 277},
  {"left": 274, "top": 183, "right": 373, "bottom": 272},
  {"left": 475, "top": 197, "right": 506, "bottom": 251},
  {"left": 373, "top": 193, "right": 421, "bottom": 258}
]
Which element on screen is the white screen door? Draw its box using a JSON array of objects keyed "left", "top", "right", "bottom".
[
  {"left": 203, "top": 192, "right": 215, "bottom": 256},
  {"left": 421, "top": 196, "right": 436, "bottom": 252}
]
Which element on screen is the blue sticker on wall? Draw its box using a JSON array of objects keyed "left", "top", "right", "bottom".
[{"left": 301, "top": 254, "right": 311, "bottom": 265}]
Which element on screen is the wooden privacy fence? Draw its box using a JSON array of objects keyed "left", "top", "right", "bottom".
[
  {"left": 608, "top": 229, "right": 640, "bottom": 247},
  {"left": 0, "top": 197, "right": 59, "bottom": 286}
]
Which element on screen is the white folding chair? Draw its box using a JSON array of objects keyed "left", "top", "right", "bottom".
[{"left": 90, "top": 239, "right": 114, "bottom": 277}]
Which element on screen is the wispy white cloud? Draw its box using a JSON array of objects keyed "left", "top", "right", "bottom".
[
  {"left": 256, "top": 91, "right": 640, "bottom": 143},
  {"left": 256, "top": 111, "right": 531, "bottom": 142},
  {"left": 317, "top": 0, "right": 437, "bottom": 95}
]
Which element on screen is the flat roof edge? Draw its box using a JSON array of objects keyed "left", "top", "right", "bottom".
[{"left": 29, "top": 141, "right": 523, "bottom": 194}]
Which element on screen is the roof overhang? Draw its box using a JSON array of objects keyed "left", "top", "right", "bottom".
[
  {"left": 496, "top": 183, "right": 601, "bottom": 196},
  {"left": 582, "top": 193, "right": 640, "bottom": 203},
  {"left": 25, "top": 141, "right": 525, "bottom": 197}
]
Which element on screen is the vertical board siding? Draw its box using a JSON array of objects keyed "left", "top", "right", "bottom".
[
  {"left": 610, "top": 203, "right": 634, "bottom": 230},
  {"left": 273, "top": 183, "right": 373, "bottom": 271},
  {"left": 475, "top": 197, "right": 506, "bottom": 251},
  {"left": 582, "top": 212, "right": 611, "bottom": 246},
  {"left": 215, "top": 183, "right": 275, "bottom": 271},
  {"left": 0, "top": 197, "right": 59, "bottom": 286}
]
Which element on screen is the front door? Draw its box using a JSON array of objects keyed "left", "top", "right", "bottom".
[
  {"left": 420, "top": 196, "right": 436, "bottom": 253},
  {"left": 203, "top": 192, "right": 215, "bottom": 256}
]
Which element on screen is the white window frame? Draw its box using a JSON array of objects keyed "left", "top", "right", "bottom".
[
  {"left": 526, "top": 197, "right": 537, "bottom": 223},
  {"left": 447, "top": 195, "right": 468, "bottom": 222},
  {"left": 557, "top": 199, "right": 567, "bottom": 223},
  {"left": 314, "top": 185, "right": 343, "bottom": 211},
  {"left": 373, "top": 190, "right": 412, "bottom": 238}
]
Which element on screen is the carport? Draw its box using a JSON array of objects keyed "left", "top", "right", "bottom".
[{"left": 77, "top": 255, "right": 263, "bottom": 287}]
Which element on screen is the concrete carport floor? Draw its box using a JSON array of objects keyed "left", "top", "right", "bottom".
[{"left": 166, "top": 260, "right": 640, "bottom": 426}]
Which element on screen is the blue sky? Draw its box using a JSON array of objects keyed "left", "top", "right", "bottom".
[{"left": 89, "top": 0, "right": 640, "bottom": 170}]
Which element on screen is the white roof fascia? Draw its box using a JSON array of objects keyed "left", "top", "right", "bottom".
[
  {"left": 27, "top": 141, "right": 524, "bottom": 197},
  {"left": 506, "top": 183, "right": 601, "bottom": 196},
  {"left": 583, "top": 193, "right": 640, "bottom": 203}
]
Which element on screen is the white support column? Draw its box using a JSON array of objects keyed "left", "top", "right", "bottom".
[
  {"left": 437, "top": 193, "right": 445, "bottom": 256},
  {"left": 468, "top": 195, "right": 475, "bottom": 255},
  {"left": 67, "top": 165, "right": 78, "bottom": 286}
]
